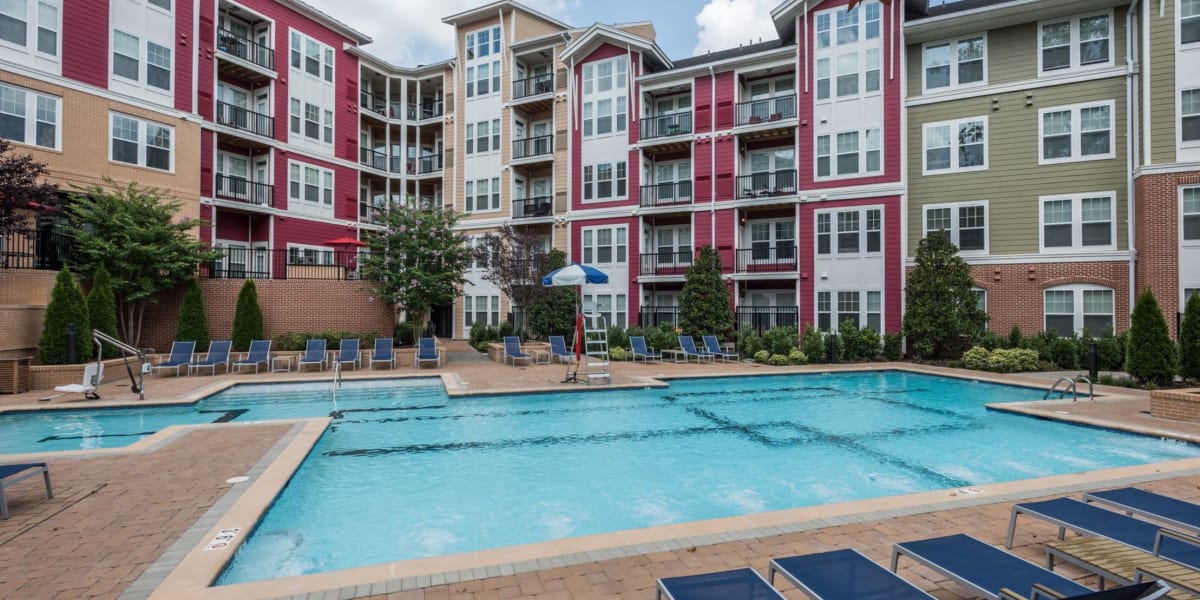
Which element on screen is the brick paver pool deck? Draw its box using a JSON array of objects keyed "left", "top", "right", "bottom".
[{"left": 3, "top": 347, "right": 1200, "bottom": 600}]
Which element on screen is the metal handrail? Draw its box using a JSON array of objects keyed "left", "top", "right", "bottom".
[
  {"left": 1075, "top": 376, "right": 1094, "bottom": 402},
  {"left": 1044, "top": 377, "right": 1077, "bottom": 401}
]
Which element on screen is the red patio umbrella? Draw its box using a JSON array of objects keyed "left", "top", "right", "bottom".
[{"left": 320, "top": 236, "right": 367, "bottom": 247}]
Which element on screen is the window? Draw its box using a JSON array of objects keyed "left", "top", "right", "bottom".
[
  {"left": 837, "top": 131, "right": 858, "bottom": 174},
  {"left": 465, "top": 26, "right": 499, "bottom": 62},
  {"left": 287, "top": 162, "right": 333, "bottom": 209},
  {"left": 464, "top": 295, "right": 500, "bottom": 329},
  {"left": 302, "top": 102, "right": 319, "bottom": 140},
  {"left": 923, "top": 117, "right": 987, "bottom": 174},
  {"left": 817, "top": 290, "right": 882, "bottom": 331},
  {"left": 1040, "top": 102, "right": 1114, "bottom": 163},
  {"left": 323, "top": 110, "right": 332, "bottom": 144},
  {"left": 1183, "top": 187, "right": 1200, "bottom": 241},
  {"left": 816, "top": 58, "right": 830, "bottom": 100},
  {"left": 820, "top": 130, "right": 880, "bottom": 177},
  {"left": 865, "top": 3, "right": 880, "bottom": 39},
  {"left": 112, "top": 30, "right": 139, "bottom": 81},
  {"left": 466, "top": 66, "right": 474, "bottom": 97},
  {"left": 0, "top": 0, "right": 25, "bottom": 45},
  {"left": 836, "top": 6, "right": 859, "bottom": 45},
  {"left": 584, "top": 294, "right": 627, "bottom": 329},
  {"left": 817, "top": 212, "right": 831, "bottom": 255},
  {"left": 475, "top": 120, "right": 489, "bottom": 153},
  {"left": 924, "top": 202, "right": 987, "bottom": 252},
  {"left": 865, "top": 208, "right": 881, "bottom": 252},
  {"left": 972, "top": 288, "right": 988, "bottom": 330},
  {"left": 290, "top": 31, "right": 333, "bottom": 82},
  {"left": 110, "top": 113, "right": 172, "bottom": 171},
  {"left": 36, "top": 1, "right": 54, "bottom": 55},
  {"left": 865, "top": 49, "right": 881, "bottom": 93},
  {"left": 923, "top": 36, "right": 984, "bottom": 92},
  {"left": 816, "top": 135, "right": 830, "bottom": 177},
  {"left": 1040, "top": 14, "right": 1111, "bottom": 73},
  {"left": 837, "top": 211, "right": 859, "bottom": 253},
  {"left": 1184, "top": 88, "right": 1200, "bottom": 143},
  {"left": 477, "top": 62, "right": 490, "bottom": 95},
  {"left": 817, "top": 208, "right": 881, "bottom": 256},
  {"left": 146, "top": 41, "right": 170, "bottom": 90},
  {"left": 838, "top": 292, "right": 861, "bottom": 328},
  {"left": 491, "top": 118, "right": 499, "bottom": 152},
  {"left": 1185, "top": 0, "right": 1200, "bottom": 44},
  {"left": 0, "top": 83, "right": 56, "bottom": 148},
  {"left": 582, "top": 161, "right": 627, "bottom": 201},
  {"left": 582, "top": 226, "right": 627, "bottom": 264},
  {"left": 1044, "top": 285, "right": 1114, "bottom": 336},
  {"left": 1040, "top": 193, "right": 1116, "bottom": 251},
  {"left": 817, "top": 291, "right": 831, "bottom": 330},
  {"left": 816, "top": 12, "right": 831, "bottom": 48},
  {"left": 148, "top": 0, "right": 170, "bottom": 10},
  {"left": 836, "top": 53, "right": 857, "bottom": 97}
]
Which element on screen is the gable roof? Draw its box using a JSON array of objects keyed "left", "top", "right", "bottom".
[
  {"left": 440, "top": 0, "right": 570, "bottom": 30},
  {"left": 559, "top": 23, "right": 671, "bottom": 70}
]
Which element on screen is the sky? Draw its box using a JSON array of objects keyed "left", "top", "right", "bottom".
[{"left": 303, "top": 0, "right": 784, "bottom": 67}]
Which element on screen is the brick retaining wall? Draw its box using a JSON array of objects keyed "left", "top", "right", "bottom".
[{"left": 1149, "top": 388, "right": 1200, "bottom": 422}]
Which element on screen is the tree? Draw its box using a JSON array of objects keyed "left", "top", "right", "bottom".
[
  {"left": 679, "top": 245, "right": 734, "bottom": 339},
  {"left": 38, "top": 267, "right": 91, "bottom": 364},
  {"left": 526, "top": 249, "right": 577, "bottom": 338},
  {"left": 231, "top": 279, "right": 264, "bottom": 352},
  {"left": 86, "top": 264, "right": 119, "bottom": 358},
  {"left": 903, "top": 232, "right": 986, "bottom": 359},
  {"left": 0, "top": 140, "right": 59, "bottom": 232},
  {"left": 1181, "top": 293, "right": 1200, "bottom": 382},
  {"left": 474, "top": 223, "right": 557, "bottom": 330},
  {"left": 175, "top": 279, "right": 209, "bottom": 350},
  {"left": 358, "top": 204, "right": 470, "bottom": 333},
  {"left": 1126, "top": 288, "right": 1176, "bottom": 386},
  {"left": 67, "top": 179, "right": 219, "bottom": 346}
]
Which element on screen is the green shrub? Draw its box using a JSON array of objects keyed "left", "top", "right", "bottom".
[
  {"left": 394, "top": 321, "right": 415, "bottom": 346},
  {"left": 175, "top": 279, "right": 209, "bottom": 350},
  {"left": 609, "top": 346, "right": 628, "bottom": 361},
  {"left": 788, "top": 349, "right": 808, "bottom": 365},
  {"left": 753, "top": 350, "right": 771, "bottom": 363},
  {"left": 882, "top": 332, "right": 903, "bottom": 360},
  {"left": 802, "top": 324, "right": 826, "bottom": 363},
  {"left": 961, "top": 346, "right": 1040, "bottom": 373},
  {"left": 1125, "top": 289, "right": 1176, "bottom": 386},
  {"left": 646, "top": 323, "right": 678, "bottom": 352},
  {"left": 1007, "top": 325, "right": 1023, "bottom": 350},
  {"left": 767, "top": 353, "right": 790, "bottom": 366},
  {"left": 470, "top": 320, "right": 501, "bottom": 347},
  {"left": 976, "top": 330, "right": 1002, "bottom": 351},
  {"left": 272, "top": 331, "right": 376, "bottom": 351},
  {"left": 607, "top": 326, "right": 629, "bottom": 351},
  {"left": 1047, "top": 336, "right": 1080, "bottom": 370},
  {"left": 903, "top": 232, "right": 987, "bottom": 358},
  {"left": 679, "top": 246, "right": 735, "bottom": 339},
  {"left": 86, "top": 264, "right": 119, "bottom": 358},
  {"left": 857, "top": 327, "right": 881, "bottom": 361},
  {"left": 737, "top": 329, "right": 763, "bottom": 359},
  {"left": 498, "top": 320, "right": 515, "bottom": 338},
  {"left": 762, "top": 326, "right": 799, "bottom": 357},
  {"left": 1095, "top": 332, "right": 1126, "bottom": 371},
  {"left": 38, "top": 267, "right": 91, "bottom": 364},
  {"left": 962, "top": 346, "right": 990, "bottom": 370},
  {"left": 230, "top": 279, "right": 264, "bottom": 352},
  {"left": 1181, "top": 293, "right": 1200, "bottom": 382}
]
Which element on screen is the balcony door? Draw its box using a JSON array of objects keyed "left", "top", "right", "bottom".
[
  {"left": 653, "top": 161, "right": 691, "bottom": 203},
  {"left": 219, "top": 13, "right": 251, "bottom": 40},
  {"left": 252, "top": 155, "right": 270, "bottom": 205},
  {"left": 747, "top": 219, "right": 795, "bottom": 263},
  {"left": 745, "top": 149, "right": 795, "bottom": 195},
  {"left": 655, "top": 225, "right": 691, "bottom": 268},
  {"left": 217, "top": 153, "right": 249, "bottom": 199},
  {"left": 747, "top": 76, "right": 795, "bottom": 120},
  {"left": 532, "top": 120, "right": 551, "bottom": 155}
]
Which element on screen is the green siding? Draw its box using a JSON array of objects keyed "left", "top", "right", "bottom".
[
  {"left": 1147, "top": 0, "right": 1177, "bottom": 163},
  {"left": 906, "top": 77, "right": 1128, "bottom": 256}
]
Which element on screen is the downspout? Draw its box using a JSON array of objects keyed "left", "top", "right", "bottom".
[
  {"left": 801, "top": 6, "right": 807, "bottom": 93},
  {"left": 1126, "top": 0, "right": 1140, "bottom": 318},
  {"left": 568, "top": 56, "right": 576, "bottom": 261},
  {"left": 709, "top": 65, "right": 717, "bottom": 246}
]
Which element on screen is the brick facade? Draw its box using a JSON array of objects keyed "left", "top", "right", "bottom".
[
  {"left": 1135, "top": 171, "right": 1200, "bottom": 337},
  {"left": 969, "top": 261, "right": 1131, "bottom": 337},
  {"left": 0, "top": 270, "right": 65, "bottom": 359}
]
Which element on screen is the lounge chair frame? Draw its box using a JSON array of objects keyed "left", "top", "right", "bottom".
[
  {"left": 503, "top": 336, "right": 532, "bottom": 366},
  {"left": 0, "top": 462, "right": 53, "bottom": 519},
  {"left": 152, "top": 341, "right": 195, "bottom": 377},
  {"left": 189, "top": 340, "right": 232, "bottom": 376},
  {"left": 369, "top": 338, "right": 396, "bottom": 369},
  {"left": 232, "top": 340, "right": 271, "bottom": 374},
  {"left": 1083, "top": 488, "right": 1200, "bottom": 535},
  {"left": 297, "top": 339, "right": 327, "bottom": 372},
  {"left": 656, "top": 567, "right": 784, "bottom": 600},
  {"left": 336, "top": 339, "right": 361, "bottom": 371},
  {"left": 548, "top": 335, "right": 574, "bottom": 365},
  {"left": 629, "top": 336, "right": 661, "bottom": 363},
  {"left": 415, "top": 337, "right": 441, "bottom": 368},
  {"left": 702, "top": 335, "right": 739, "bottom": 362},
  {"left": 769, "top": 548, "right": 934, "bottom": 600},
  {"left": 676, "top": 336, "right": 714, "bottom": 363}
]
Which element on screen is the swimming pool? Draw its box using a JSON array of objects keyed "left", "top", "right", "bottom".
[{"left": 4, "top": 372, "right": 1197, "bottom": 585}]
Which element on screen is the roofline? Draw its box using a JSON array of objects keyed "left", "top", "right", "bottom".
[
  {"left": 278, "top": 0, "right": 372, "bottom": 44},
  {"left": 560, "top": 23, "right": 672, "bottom": 69},
  {"left": 640, "top": 44, "right": 795, "bottom": 81},
  {"left": 769, "top": 0, "right": 832, "bottom": 40},
  {"left": 348, "top": 47, "right": 452, "bottom": 76},
  {"left": 509, "top": 30, "right": 571, "bottom": 52},
  {"left": 440, "top": 0, "right": 571, "bottom": 30}
]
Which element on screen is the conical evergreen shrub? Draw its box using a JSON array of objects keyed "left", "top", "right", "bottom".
[
  {"left": 39, "top": 267, "right": 91, "bottom": 364},
  {"left": 1180, "top": 293, "right": 1200, "bottom": 382},
  {"left": 87, "top": 265, "right": 119, "bottom": 358},
  {"left": 175, "top": 279, "right": 210, "bottom": 350},
  {"left": 679, "top": 245, "right": 734, "bottom": 339},
  {"left": 1125, "top": 289, "right": 1176, "bottom": 386},
  {"left": 230, "top": 279, "right": 264, "bottom": 352}
]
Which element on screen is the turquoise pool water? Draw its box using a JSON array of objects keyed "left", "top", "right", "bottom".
[{"left": 3, "top": 372, "right": 1196, "bottom": 585}]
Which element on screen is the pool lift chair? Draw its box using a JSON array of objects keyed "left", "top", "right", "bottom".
[{"left": 51, "top": 330, "right": 148, "bottom": 401}]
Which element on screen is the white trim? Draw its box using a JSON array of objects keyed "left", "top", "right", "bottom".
[
  {"left": 1134, "top": 160, "right": 1200, "bottom": 175},
  {"left": 814, "top": 128, "right": 883, "bottom": 181},
  {"left": 1043, "top": 282, "right": 1116, "bottom": 336},
  {"left": 1037, "top": 99, "right": 1117, "bottom": 165},
  {"left": 1036, "top": 9, "right": 1116, "bottom": 75},
  {"left": 906, "top": 65, "right": 1125, "bottom": 106},
  {"left": 1038, "top": 191, "right": 1119, "bottom": 253},
  {"left": 920, "top": 32, "right": 988, "bottom": 94},
  {"left": 108, "top": 111, "right": 174, "bottom": 173},
  {"left": 921, "top": 115, "right": 988, "bottom": 175},
  {"left": 1183, "top": 185, "right": 1200, "bottom": 247},
  {"left": 0, "top": 81, "right": 61, "bottom": 150},
  {"left": 904, "top": 251, "right": 1132, "bottom": 266},
  {"left": 921, "top": 200, "right": 989, "bottom": 255},
  {"left": 1180, "top": 86, "right": 1200, "bottom": 150},
  {"left": 579, "top": 223, "right": 628, "bottom": 266},
  {"left": 637, "top": 47, "right": 796, "bottom": 83},
  {"left": 813, "top": 204, "right": 885, "bottom": 258}
]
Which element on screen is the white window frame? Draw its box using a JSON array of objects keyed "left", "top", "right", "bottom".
[
  {"left": 0, "top": 0, "right": 60, "bottom": 59},
  {"left": 581, "top": 225, "right": 628, "bottom": 265},
  {"left": 286, "top": 160, "right": 333, "bottom": 214},
  {"left": 108, "top": 112, "right": 173, "bottom": 172},
  {"left": 0, "top": 82, "right": 58, "bottom": 149},
  {"left": 1182, "top": 186, "right": 1200, "bottom": 245},
  {"left": 921, "top": 33, "right": 987, "bottom": 93},
  {"left": 288, "top": 30, "right": 334, "bottom": 83},
  {"left": 1183, "top": 0, "right": 1200, "bottom": 46},
  {"left": 463, "top": 25, "right": 500, "bottom": 62},
  {"left": 815, "top": 129, "right": 882, "bottom": 180},
  {"left": 582, "top": 161, "right": 628, "bottom": 202},
  {"left": 814, "top": 206, "right": 883, "bottom": 257},
  {"left": 922, "top": 116, "right": 988, "bottom": 175},
  {"left": 923, "top": 201, "right": 989, "bottom": 254},
  {"left": 1043, "top": 284, "right": 1115, "bottom": 336},
  {"left": 1181, "top": 87, "right": 1200, "bottom": 147},
  {"left": 1038, "top": 192, "right": 1117, "bottom": 252},
  {"left": 1038, "top": 100, "right": 1116, "bottom": 165},
  {"left": 1037, "top": 11, "right": 1114, "bottom": 74},
  {"left": 815, "top": 288, "right": 883, "bottom": 332}
]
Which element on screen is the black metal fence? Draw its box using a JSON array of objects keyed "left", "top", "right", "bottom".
[
  {"left": 513, "top": 73, "right": 553, "bottom": 99},
  {"left": 640, "top": 112, "right": 693, "bottom": 139},
  {"left": 512, "top": 196, "right": 553, "bottom": 219},
  {"left": 216, "top": 29, "right": 274, "bottom": 70},
  {"left": 638, "top": 306, "right": 680, "bottom": 328},
  {"left": 360, "top": 147, "right": 387, "bottom": 171},
  {"left": 214, "top": 174, "right": 274, "bottom": 207},
  {"left": 417, "top": 153, "right": 443, "bottom": 174},
  {"left": 638, "top": 251, "right": 692, "bottom": 276},
  {"left": 513, "top": 135, "right": 553, "bottom": 160},
  {"left": 639, "top": 181, "right": 693, "bottom": 207},
  {"left": 735, "top": 94, "right": 797, "bottom": 126},
  {"left": 736, "top": 170, "right": 797, "bottom": 199},
  {"left": 200, "top": 247, "right": 366, "bottom": 281},
  {"left": 360, "top": 91, "right": 387, "bottom": 116},
  {"left": 735, "top": 306, "right": 799, "bottom": 334},
  {"left": 735, "top": 246, "right": 797, "bottom": 272},
  {"left": 216, "top": 101, "right": 274, "bottom": 138},
  {"left": 0, "top": 228, "right": 74, "bottom": 271}
]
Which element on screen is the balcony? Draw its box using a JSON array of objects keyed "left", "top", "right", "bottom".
[
  {"left": 360, "top": 200, "right": 386, "bottom": 225},
  {"left": 735, "top": 306, "right": 799, "bottom": 333},
  {"left": 214, "top": 174, "right": 274, "bottom": 207},
  {"left": 734, "top": 245, "right": 797, "bottom": 273},
  {"left": 513, "top": 73, "right": 553, "bottom": 101},
  {"left": 216, "top": 29, "right": 274, "bottom": 72},
  {"left": 416, "top": 153, "right": 443, "bottom": 175},
  {"left": 638, "top": 306, "right": 680, "bottom": 328},
  {"left": 639, "top": 181, "right": 693, "bottom": 208},
  {"left": 735, "top": 94, "right": 797, "bottom": 128},
  {"left": 200, "top": 247, "right": 365, "bottom": 281},
  {"left": 0, "top": 227, "right": 73, "bottom": 271},
  {"left": 638, "top": 250, "right": 692, "bottom": 277},
  {"left": 512, "top": 135, "right": 553, "bottom": 162},
  {"left": 215, "top": 101, "right": 274, "bottom": 139},
  {"left": 736, "top": 170, "right": 797, "bottom": 200},
  {"left": 360, "top": 147, "right": 387, "bottom": 171},
  {"left": 360, "top": 91, "right": 387, "bottom": 118},
  {"left": 511, "top": 196, "right": 553, "bottom": 220},
  {"left": 406, "top": 101, "right": 444, "bottom": 121},
  {"left": 640, "top": 113, "right": 693, "bottom": 141}
]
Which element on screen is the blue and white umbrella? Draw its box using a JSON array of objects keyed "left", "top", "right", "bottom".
[{"left": 541, "top": 262, "right": 609, "bottom": 287}]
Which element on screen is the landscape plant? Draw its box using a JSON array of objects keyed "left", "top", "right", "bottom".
[
  {"left": 1125, "top": 289, "right": 1176, "bottom": 386},
  {"left": 525, "top": 249, "right": 576, "bottom": 339},
  {"left": 38, "top": 267, "right": 91, "bottom": 364},
  {"left": 788, "top": 349, "right": 808, "bottom": 365},
  {"left": 737, "top": 329, "right": 763, "bottom": 358},
  {"left": 679, "top": 245, "right": 734, "bottom": 339},
  {"left": 175, "top": 279, "right": 210, "bottom": 350},
  {"left": 753, "top": 350, "right": 770, "bottom": 363},
  {"left": 801, "top": 324, "right": 826, "bottom": 363},
  {"left": 903, "top": 232, "right": 987, "bottom": 359},
  {"left": 473, "top": 224, "right": 559, "bottom": 333},
  {"left": 0, "top": 139, "right": 59, "bottom": 232},
  {"left": 761, "top": 325, "right": 798, "bottom": 357},
  {"left": 881, "top": 332, "right": 903, "bottom": 360},
  {"left": 1181, "top": 294, "right": 1200, "bottom": 382},
  {"left": 230, "top": 279, "right": 264, "bottom": 352},
  {"left": 86, "top": 265, "right": 119, "bottom": 358}
]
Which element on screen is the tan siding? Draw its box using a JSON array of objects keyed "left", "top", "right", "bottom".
[
  {"left": 907, "top": 76, "right": 1128, "bottom": 256},
  {"left": 512, "top": 8, "right": 566, "bottom": 42},
  {"left": 1148, "top": 0, "right": 1177, "bottom": 162},
  {"left": 617, "top": 23, "right": 656, "bottom": 41}
]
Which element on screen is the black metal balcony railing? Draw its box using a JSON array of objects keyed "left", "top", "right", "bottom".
[
  {"left": 214, "top": 174, "right": 274, "bottom": 207},
  {"left": 417, "top": 153, "right": 443, "bottom": 174},
  {"left": 638, "top": 306, "right": 680, "bottom": 328},
  {"left": 215, "top": 101, "right": 274, "bottom": 138},
  {"left": 216, "top": 29, "right": 274, "bottom": 71},
  {"left": 513, "top": 73, "right": 553, "bottom": 100},
  {"left": 389, "top": 156, "right": 405, "bottom": 173},
  {"left": 359, "top": 201, "right": 385, "bottom": 225},
  {"left": 512, "top": 135, "right": 553, "bottom": 160},
  {"left": 640, "top": 112, "right": 693, "bottom": 140},
  {"left": 735, "top": 94, "right": 797, "bottom": 127},
  {"left": 638, "top": 250, "right": 693, "bottom": 276},
  {"left": 0, "top": 227, "right": 73, "bottom": 271},
  {"left": 639, "top": 181, "right": 694, "bottom": 208},
  {"left": 360, "top": 91, "right": 387, "bottom": 116},
  {"left": 200, "top": 247, "right": 367, "bottom": 281},
  {"left": 404, "top": 101, "right": 444, "bottom": 120},
  {"left": 360, "top": 147, "right": 387, "bottom": 171},
  {"left": 736, "top": 170, "right": 797, "bottom": 199},
  {"left": 735, "top": 306, "right": 799, "bottom": 334},
  {"left": 511, "top": 196, "right": 553, "bottom": 219},
  {"left": 735, "top": 245, "right": 797, "bottom": 272}
]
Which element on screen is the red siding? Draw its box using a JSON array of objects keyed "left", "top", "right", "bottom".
[
  {"left": 62, "top": 0, "right": 109, "bottom": 88},
  {"left": 571, "top": 42, "right": 642, "bottom": 211},
  {"left": 215, "top": 210, "right": 252, "bottom": 241},
  {"left": 693, "top": 138, "right": 712, "bottom": 203},
  {"left": 274, "top": 215, "right": 354, "bottom": 248},
  {"left": 713, "top": 208, "right": 736, "bottom": 271},
  {"left": 174, "top": 0, "right": 195, "bottom": 112},
  {"left": 199, "top": 130, "right": 214, "bottom": 198},
  {"left": 200, "top": 205, "right": 213, "bottom": 243},
  {"left": 714, "top": 135, "right": 736, "bottom": 201},
  {"left": 714, "top": 71, "right": 735, "bottom": 130},
  {"left": 693, "top": 74, "right": 712, "bottom": 134}
]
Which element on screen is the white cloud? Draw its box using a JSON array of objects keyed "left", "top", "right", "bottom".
[
  {"left": 302, "top": 0, "right": 577, "bottom": 66},
  {"left": 691, "top": 0, "right": 779, "bottom": 56}
]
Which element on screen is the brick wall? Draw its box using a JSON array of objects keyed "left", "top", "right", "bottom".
[
  {"left": 140, "top": 279, "right": 395, "bottom": 352},
  {"left": 1149, "top": 388, "right": 1200, "bottom": 421},
  {"left": 967, "top": 261, "right": 1131, "bottom": 337},
  {"left": 0, "top": 270, "right": 63, "bottom": 359},
  {"left": 1135, "top": 171, "right": 1200, "bottom": 337}
]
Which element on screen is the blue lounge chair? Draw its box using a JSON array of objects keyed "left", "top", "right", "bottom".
[
  {"left": 232, "top": 339, "right": 271, "bottom": 374},
  {"left": 769, "top": 548, "right": 933, "bottom": 600},
  {"left": 656, "top": 568, "right": 783, "bottom": 600},
  {"left": 630, "top": 336, "right": 661, "bottom": 363},
  {"left": 369, "top": 337, "right": 395, "bottom": 369},
  {"left": 891, "top": 533, "right": 1093, "bottom": 600},
  {"left": 414, "top": 337, "right": 441, "bottom": 368},
  {"left": 503, "top": 336, "right": 531, "bottom": 366},
  {"left": 1085, "top": 488, "right": 1200, "bottom": 535},
  {"left": 336, "top": 338, "right": 361, "bottom": 370},
  {"left": 702, "top": 335, "right": 739, "bottom": 362},
  {"left": 152, "top": 341, "right": 195, "bottom": 377},
  {"left": 677, "top": 336, "right": 713, "bottom": 363},
  {"left": 548, "top": 335, "right": 574, "bottom": 364},
  {"left": 297, "top": 338, "right": 327, "bottom": 372},
  {"left": 189, "top": 340, "right": 232, "bottom": 376},
  {"left": 0, "top": 462, "right": 52, "bottom": 519},
  {"left": 1006, "top": 498, "right": 1200, "bottom": 568}
]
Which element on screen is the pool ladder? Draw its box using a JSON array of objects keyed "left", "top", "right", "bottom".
[
  {"left": 1044, "top": 376, "right": 1093, "bottom": 402},
  {"left": 332, "top": 361, "right": 343, "bottom": 388}
]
